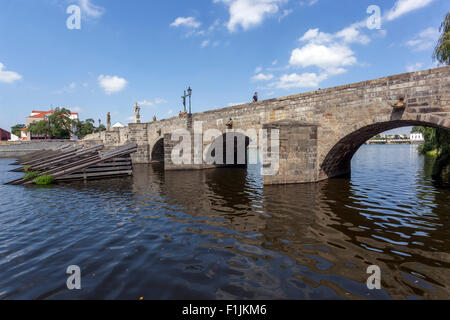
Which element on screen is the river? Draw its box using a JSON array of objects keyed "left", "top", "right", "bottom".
[{"left": 0, "top": 144, "right": 449, "bottom": 299}]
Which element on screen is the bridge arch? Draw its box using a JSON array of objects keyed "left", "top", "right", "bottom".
[
  {"left": 319, "top": 117, "right": 450, "bottom": 180},
  {"left": 151, "top": 138, "right": 165, "bottom": 163},
  {"left": 204, "top": 131, "right": 253, "bottom": 168}
]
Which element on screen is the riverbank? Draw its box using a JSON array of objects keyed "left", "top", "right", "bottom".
[{"left": 0, "top": 140, "right": 77, "bottom": 158}]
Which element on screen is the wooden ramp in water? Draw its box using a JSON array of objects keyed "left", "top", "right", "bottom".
[
  {"left": 5, "top": 143, "right": 137, "bottom": 186},
  {"left": 9, "top": 144, "right": 77, "bottom": 166}
]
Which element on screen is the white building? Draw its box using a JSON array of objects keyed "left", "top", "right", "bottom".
[
  {"left": 9, "top": 133, "right": 20, "bottom": 141},
  {"left": 112, "top": 122, "right": 125, "bottom": 128},
  {"left": 410, "top": 133, "right": 425, "bottom": 142}
]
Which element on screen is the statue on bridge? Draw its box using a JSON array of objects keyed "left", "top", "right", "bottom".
[
  {"left": 134, "top": 103, "right": 141, "bottom": 124},
  {"left": 107, "top": 112, "right": 111, "bottom": 131}
]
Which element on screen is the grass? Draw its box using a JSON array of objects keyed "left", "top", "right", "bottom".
[
  {"left": 23, "top": 171, "right": 40, "bottom": 180},
  {"left": 33, "top": 174, "right": 54, "bottom": 185}
]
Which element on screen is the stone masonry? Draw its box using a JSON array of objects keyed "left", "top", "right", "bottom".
[{"left": 87, "top": 66, "right": 450, "bottom": 185}]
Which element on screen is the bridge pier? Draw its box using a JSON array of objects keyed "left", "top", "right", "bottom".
[{"left": 263, "top": 121, "right": 320, "bottom": 185}]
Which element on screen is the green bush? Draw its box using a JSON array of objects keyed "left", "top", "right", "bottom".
[
  {"left": 23, "top": 165, "right": 31, "bottom": 172},
  {"left": 33, "top": 174, "right": 54, "bottom": 185},
  {"left": 24, "top": 171, "right": 40, "bottom": 180}
]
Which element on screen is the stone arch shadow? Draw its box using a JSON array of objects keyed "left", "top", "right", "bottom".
[
  {"left": 320, "top": 118, "right": 450, "bottom": 180},
  {"left": 204, "top": 131, "right": 254, "bottom": 168},
  {"left": 151, "top": 138, "right": 165, "bottom": 163}
]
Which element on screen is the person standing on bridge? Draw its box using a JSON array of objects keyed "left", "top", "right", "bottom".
[{"left": 253, "top": 92, "right": 258, "bottom": 103}]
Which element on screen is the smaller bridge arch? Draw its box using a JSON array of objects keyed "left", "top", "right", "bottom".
[
  {"left": 204, "top": 131, "right": 252, "bottom": 168},
  {"left": 151, "top": 138, "right": 165, "bottom": 163}
]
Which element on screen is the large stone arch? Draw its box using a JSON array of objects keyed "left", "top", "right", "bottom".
[{"left": 319, "top": 115, "right": 450, "bottom": 180}]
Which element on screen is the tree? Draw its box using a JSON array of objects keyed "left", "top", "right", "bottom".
[
  {"left": 26, "top": 108, "right": 75, "bottom": 139},
  {"left": 74, "top": 118, "right": 97, "bottom": 139},
  {"left": 433, "top": 11, "right": 450, "bottom": 65},
  {"left": 415, "top": 11, "right": 450, "bottom": 182},
  {"left": 11, "top": 124, "right": 25, "bottom": 137}
]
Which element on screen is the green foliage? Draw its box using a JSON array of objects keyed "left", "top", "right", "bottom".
[
  {"left": 26, "top": 107, "right": 75, "bottom": 139},
  {"left": 434, "top": 11, "right": 450, "bottom": 65},
  {"left": 433, "top": 130, "right": 450, "bottom": 180},
  {"left": 11, "top": 124, "right": 26, "bottom": 138},
  {"left": 96, "top": 124, "right": 106, "bottom": 133},
  {"left": 23, "top": 165, "right": 31, "bottom": 172},
  {"left": 24, "top": 171, "right": 40, "bottom": 180},
  {"left": 414, "top": 126, "right": 450, "bottom": 181},
  {"left": 413, "top": 126, "right": 438, "bottom": 154},
  {"left": 73, "top": 118, "right": 100, "bottom": 139},
  {"left": 33, "top": 174, "right": 54, "bottom": 185}
]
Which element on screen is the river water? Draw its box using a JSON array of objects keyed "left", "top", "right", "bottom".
[{"left": 0, "top": 145, "right": 449, "bottom": 300}]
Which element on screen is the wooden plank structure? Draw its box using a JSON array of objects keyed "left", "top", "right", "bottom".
[
  {"left": 5, "top": 143, "right": 137, "bottom": 186},
  {"left": 9, "top": 143, "right": 76, "bottom": 166}
]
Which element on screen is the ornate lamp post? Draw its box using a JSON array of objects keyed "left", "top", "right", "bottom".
[
  {"left": 187, "top": 87, "right": 192, "bottom": 114},
  {"left": 98, "top": 119, "right": 101, "bottom": 137}
]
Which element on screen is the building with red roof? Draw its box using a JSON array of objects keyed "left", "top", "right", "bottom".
[{"left": 22, "top": 109, "right": 79, "bottom": 141}]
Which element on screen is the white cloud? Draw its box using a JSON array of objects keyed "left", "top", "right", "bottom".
[
  {"left": 299, "top": 28, "right": 333, "bottom": 43},
  {"left": 290, "top": 42, "right": 356, "bottom": 69},
  {"left": 255, "top": 66, "right": 263, "bottom": 73},
  {"left": 214, "top": 0, "right": 286, "bottom": 32},
  {"left": 77, "top": 0, "right": 105, "bottom": 18},
  {"left": 406, "top": 27, "right": 440, "bottom": 51},
  {"left": 201, "top": 40, "right": 210, "bottom": 48},
  {"left": 300, "top": 26, "right": 369, "bottom": 45},
  {"left": 335, "top": 26, "right": 370, "bottom": 45},
  {"left": 98, "top": 75, "right": 127, "bottom": 95},
  {"left": 300, "top": 0, "right": 318, "bottom": 6},
  {"left": 170, "top": 17, "right": 201, "bottom": 28},
  {"left": 53, "top": 82, "right": 78, "bottom": 94},
  {"left": 275, "top": 72, "right": 327, "bottom": 89},
  {"left": 138, "top": 98, "right": 167, "bottom": 107},
  {"left": 278, "top": 9, "right": 293, "bottom": 21},
  {"left": 406, "top": 62, "right": 424, "bottom": 72},
  {"left": 70, "top": 106, "right": 83, "bottom": 113},
  {"left": 168, "top": 110, "right": 173, "bottom": 115},
  {"left": 286, "top": 27, "right": 362, "bottom": 82},
  {"left": 0, "top": 62, "right": 22, "bottom": 83},
  {"left": 385, "top": 0, "right": 434, "bottom": 21},
  {"left": 252, "top": 73, "right": 274, "bottom": 81},
  {"left": 154, "top": 98, "right": 167, "bottom": 104}
]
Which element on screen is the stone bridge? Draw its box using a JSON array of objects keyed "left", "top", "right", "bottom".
[{"left": 91, "top": 66, "right": 450, "bottom": 185}]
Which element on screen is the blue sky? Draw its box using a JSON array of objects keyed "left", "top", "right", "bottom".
[{"left": 0, "top": 0, "right": 448, "bottom": 134}]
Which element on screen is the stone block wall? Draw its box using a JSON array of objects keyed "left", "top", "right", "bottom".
[
  {"left": 81, "top": 66, "right": 450, "bottom": 185},
  {"left": 263, "top": 121, "right": 318, "bottom": 185}
]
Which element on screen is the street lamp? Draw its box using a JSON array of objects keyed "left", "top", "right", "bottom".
[
  {"left": 187, "top": 87, "right": 192, "bottom": 114},
  {"left": 98, "top": 119, "right": 101, "bottom": 137}
]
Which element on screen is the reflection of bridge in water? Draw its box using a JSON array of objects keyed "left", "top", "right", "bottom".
[{"left": 60, "top": 158, "right": 450, "bottom": 299}]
